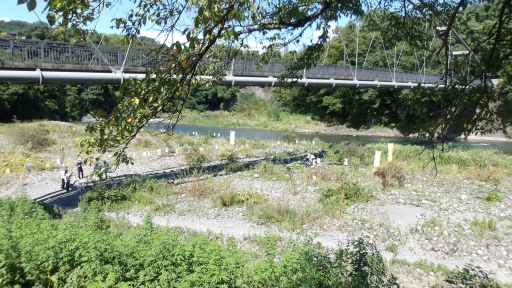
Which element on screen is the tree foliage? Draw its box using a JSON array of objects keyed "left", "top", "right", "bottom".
[{"left": 16, "top": 0, "right": 512, "bottom": 165}]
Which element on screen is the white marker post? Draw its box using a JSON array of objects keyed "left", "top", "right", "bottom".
[
  {"left": 373, "top": 150, "right": 382, "bottom": 171},
  {"left": 230, "top": 131, "right": 235, "bottom": 146},
  {"left": 388, "top": 143, "right": 394, "bottom": 162}
]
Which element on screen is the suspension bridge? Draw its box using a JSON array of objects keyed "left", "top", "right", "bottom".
[{"left": 0, "top": 37, "right": 446, "bottom": 88}]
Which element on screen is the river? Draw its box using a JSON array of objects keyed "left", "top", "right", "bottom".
[{"left": 148, "top": 123, "right": 512, "bottom": 155}]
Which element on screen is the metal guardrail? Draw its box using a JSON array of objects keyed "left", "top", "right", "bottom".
[{"left": 0, "top": 37, "right": 442, "bottom": 84}]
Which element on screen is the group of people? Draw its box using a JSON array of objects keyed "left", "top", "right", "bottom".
[
  {"left": 302, "top": 153, "right": 316, "bottom": 168},
  {"left": 58, "top": 158, "right": 110, "bottom": 191}
]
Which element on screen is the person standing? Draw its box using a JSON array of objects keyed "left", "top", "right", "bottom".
[
  {"left": 65, "top": 170, "right": 72, "bottom": 191},
  {"left": 102, "top": 160, "right": 110, "bottom": 179},
  {"left": 59, "top": 166, "right": 66, "bottom": 190},
  {"left": 76, "top": 158, "right": 84, "bottom": 179}
]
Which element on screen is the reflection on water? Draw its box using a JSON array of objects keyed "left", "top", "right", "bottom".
[{"left": 147, "top": 123, "right": 512, "bottom": 155}]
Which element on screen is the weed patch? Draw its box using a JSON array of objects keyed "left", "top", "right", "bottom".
[
  {"left": 319, "top": 181, "right": 371, "bottom": 208},
  {"left": 442, "top": 263, "right": 502, "bottom": 288},
  {"left": 485, "top": 190, "right": 503, "bottom": 203},
  {"left": 249, "top": 201, "right": 322, "bottom": 231},
  {"left": 470, "top": 217, "right": 497, "bottom": 232},
  {"left": 184, "top": 148, "right": 209, "bottom": 168},
  {"left": 80, "top": 176, "right": 174, "bottom": 210},
  {"left": 0, "top": 151, "right": 47, "bottom": 173},
  {"left": 413, "top": 259, "right": 452, "bottom": 275},
  {"left": 10, "top": 125, "right": 56, "bottom": 151},
  {"left": 217, "top": 190, "right": 266, "bottom": 207}
]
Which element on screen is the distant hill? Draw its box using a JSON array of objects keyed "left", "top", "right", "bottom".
[
  {"left": 0, "top": 20, "right": 160, "bottom": 47},
  {"left": 0, "top": 20, "right": 32, "bottom": 33}
]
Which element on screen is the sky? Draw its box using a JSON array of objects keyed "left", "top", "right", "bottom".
[{"left": 1, "top": 1, "right": 348, "bottom": 52}]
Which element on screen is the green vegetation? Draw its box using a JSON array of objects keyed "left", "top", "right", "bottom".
[
  {"left": 441, "top": 263, "right": 502, "bottom": 288},
  {"left": 1, "top": 121, "right": 511, "bottom": 285},
  {"left": 217, "top": 190, "right": 266, "bottom": 207},
  {"left": 485, "top": 190, "right": 503, "bottom": 203},
  {"left": 1, "top": 196, "right": 404, "bottom": 287},
  {"left": 183, "top": 148, "right": 209, "bottom": 169},
  {"left": 248, "top": 201, "right": 323, "bottom": 231},
  {"left": 470, "top": 217, "right": 497, "bottom": 233},
  {"left": 412, "top": 259, "right": 452, "bottom": 275},
  {"left": 80, "top": 176, "right": 174, "bottom": 211},
  {"left": 319, "top": 181, "right": 371, "bottom": 208},
  {"left": 10, "top": 123, "right": 56, "bottom": 152},
  {"left": 0, "top": 150, "right": 47, "bottom": 173}
]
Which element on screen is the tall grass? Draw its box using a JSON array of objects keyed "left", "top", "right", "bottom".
[{"left": 248, "top": 201, "right": 323, "bottom": 231}]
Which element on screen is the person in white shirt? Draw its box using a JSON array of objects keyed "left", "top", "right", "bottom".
[{"left": 59, "top": 166, "right": 66, "bottom": 190}]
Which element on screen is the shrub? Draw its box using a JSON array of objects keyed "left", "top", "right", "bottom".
[
  {"left": 220, "top": 150, "right": 238, "bottom": 163},
  {"left": 442, "top": 263, "right": 502, "bottom": 288},
  {"left": 374, "top": 161, "right": 407, "bottom": 188},
  {"left": 1, "top": 197, "right": 404, "bottom": 288},
  {"left": 334, "top": 238, "right": 400, "bottom": 287},
  {"left": 184, "top": 148, "right": 209, "bottom": 168},
  {"left": 266, "top": 108, "right": 281, "bottom": 120},
  {"left": 319, "top": 181, "right": 371, "bottom": 207},
  {"left": 485, "top": 190, "right": 503, "bottom": 203},
  {"left": 281, "top": 132, "right": 297, "bottom": 143},
  {"left": 326, "top": 141, "right": 372, "bottom": 167},
  {"left": 79, "top": 177, "right": 172, "bottom": 209}
]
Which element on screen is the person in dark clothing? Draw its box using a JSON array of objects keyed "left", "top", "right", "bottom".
[
  {"left": 102, "top": 160, "right": 110, "bottom": 179},
  {"left": 65, "top": 170, "right": 72, "bottom": 191},
  {"left": 76, "top": 158, "right": 84, "bottom": 179}
]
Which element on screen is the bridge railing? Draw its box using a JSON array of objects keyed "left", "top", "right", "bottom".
[{"left": 0, "top": 37, "right": 443, "bottom": 84}]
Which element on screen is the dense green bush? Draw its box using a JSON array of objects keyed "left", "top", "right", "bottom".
[{"left": 0, "top": 197, "right": 405, "bottom": 288}]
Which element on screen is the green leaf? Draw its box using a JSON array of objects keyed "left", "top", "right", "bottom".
[
  {"left": 17, "top": 0, "right": 28, "bottom": 5},
  {"left": 27, "top": 0, "right": 37, "bottom": 11},
  {"left": 47, "top": 13, "right": 56, "bottom": 26}
]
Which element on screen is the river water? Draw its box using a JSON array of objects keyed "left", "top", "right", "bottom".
[{"left": 148, "top": 123, "right": 512, "bottom": 155}]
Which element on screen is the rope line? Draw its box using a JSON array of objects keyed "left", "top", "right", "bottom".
[
  {"left": 120, "top": 38, "right": 133, "bottom": 72},
  {"left": 362, "top": 31, "right": 375, "bottom": 68}
]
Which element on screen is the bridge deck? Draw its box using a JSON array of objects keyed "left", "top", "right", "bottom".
[{"left": 0, "top": 37, "right": 443, "bottom": 84}]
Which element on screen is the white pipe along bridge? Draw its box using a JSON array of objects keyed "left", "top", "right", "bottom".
[{"left": 0, "top": 38, "right": 453, "bottom": 88}]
